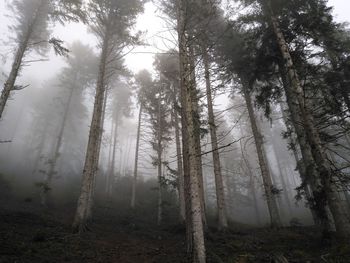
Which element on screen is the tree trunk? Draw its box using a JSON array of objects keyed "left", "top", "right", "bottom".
[
  {"left": 173, "top": 102, "right": 186, "bottom": 222},
  {"left": 131, "top": 104, "right": 142, "bottom": 209},
  {"left": 86, "top": 86, "right": 108, "bottom": 220},
  {"left": 41, "top": 82, "right": 75, "bottom": 207},
  {"left": 268, "top": 6, "right": 350, "bottom": 238},
  {"left": 189, "top": 45, "right": 207, "bottom": 229},
  {"left": 202, "top": 45, "right": 228, "bottom": 229},
  {"left": 72, "top": 34, "right": 109, "bottom": 233},
  {"left": 240, "top": 138, "right": 262, "bottom": 225},
  {"left": 242, "top": 83, "right": 282, "bottom": 228},
  {"left": 107, "top": 119, "right": 118, "bottom": 199},
  {"left": 177, "top": 1, "right": 206, "bottom": 261},
  {"left": 157, "top": 95, "right": 163, "bottom": 226},
  {"left": 270, "top": 137, "right": 293, "bottom": 218},
  {"left": 0, "top": 1, "right": 45, "bottom": 119},
  {"left": 106, "top": 122, "right": 114, "bottom": 194}
]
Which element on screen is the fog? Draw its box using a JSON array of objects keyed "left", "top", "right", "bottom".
[{"left": 0, "top": 0, "right": 349, "bottom": 262}]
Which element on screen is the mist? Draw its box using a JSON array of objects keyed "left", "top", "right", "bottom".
[{"left": 0, "top": 0, "right": 349, "bottom": 262}]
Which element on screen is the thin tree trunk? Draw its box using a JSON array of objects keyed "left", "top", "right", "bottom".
[
  {"left": 270, "top": 137, "right": 293, "bottom": 218},
  {"left": 202, "top": 45, "right": 228, "bottom": 229},
  {"left": 41, "top": 83, "right": 75, "bottom": 207},
  {"left": 173, "top": 102, "right": 186, "bottom": 222},
  {"left": 72, "top": 33, "right": 109, "bottom": 232},
  {"left": 242, "top": 83, "right": 282, "bottom": 228},
  {"left": 177, "top": 1, "right": 206, "bottom": 260},
  {"left": 105, "top": 122, "right": 114, "bottom": 194},
  {"left": 131, "top": 104, "right": 142, "bottom": 209},
  {"left": 157, "top": 95, "right": 163, "bottom": 226},
  {"left": 240, "top": 138, "right": 261, "bottom": 225},
  {"left": 268, "top": 6, "right": 350, "bottom": 237},
  {"left": 108, "top": 117, "right": 118, "bottom": 199}
]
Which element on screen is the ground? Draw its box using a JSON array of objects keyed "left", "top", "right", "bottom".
[{"left": 0, "top": 202, "right": 349, "bottom": 263}]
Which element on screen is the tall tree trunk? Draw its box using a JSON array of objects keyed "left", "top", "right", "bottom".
[
  {"left": 202, "top": 45, "right": 228, "bottom": 229},
  {"left": 242, "top": 83, "right": 282, "bottom": 228},
  {"left": 189, "top": 45, "right": 207, "bottom": 229},
  {"left": 272, "top": 143, "right": 293, "bottom": 218},
  {"left": 157, "top": 95, "right": 163, "bottom": 226},
  {"left": 0, "top": 0, "right": 46, "bottom": 119},
  {"left": 240, "top": 138, "right": 261, "bottom": 225},
  {"left": 105, "top": 122, "right": 114, "bottom": 194},
  {"left": 41, "top": 82, "right": 75, "bottom": 207},
  {"left": 86, "top": 86, "right": 108, "bottom": 220},
  {"left": 131, "top": 104, "right": 143, "bottom": 209},
  {"left": 177, "top": 1, "right": 206, "bottom": 261},
  {"left": 72, "top": 34, "right": 109, "bottom": 232},
  {"left": 107, "top": 117, "right": 118, "bottom": 199},
  {"left": 268, "top": 5, "right": 350, "bottom": 237},
  {"left": 173, "top": 101, "right": 186, "bottom": 222}
]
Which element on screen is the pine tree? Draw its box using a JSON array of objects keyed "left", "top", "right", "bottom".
[{"left": 73, "top": 0, "right": 144, "bottom": 232}]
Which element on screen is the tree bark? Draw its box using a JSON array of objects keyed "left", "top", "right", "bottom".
[
  {"left": 202, "top": 45, "right": 228, "bottom": 229},
  {"left": 173, "top": 102, "right": 186, "bottom": 222},
  {"left": 72, "top": 33, "right": 109, "bottom": 232},
  {"left": 242, "top": 83, "right": 282, "bottom": 228},
  {"left": 131, "top": 104, "right": 142, "bottom": 209},
  {"left": 177, "top": 1, "right": 206, "bottom": 261},
  {"left": 157, "top": 94, "right": 163, "bottom": 226},
  {"left": 189, "top": 45, "right": 207, "bottom": 229},
  {"left": 268, "top": 6, "right": 350, "bottom": 238}
]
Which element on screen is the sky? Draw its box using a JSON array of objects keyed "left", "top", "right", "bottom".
[{"left": 0, "top": 0, "right": 349, "bottom": 82}]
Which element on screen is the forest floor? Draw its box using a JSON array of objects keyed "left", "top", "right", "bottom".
[{"left": 0, "top": 201, "right": 350, "bottom": 263}]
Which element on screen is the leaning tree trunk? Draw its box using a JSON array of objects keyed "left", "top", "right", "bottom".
[
  {"left": 86, "top": 86, "right": 108, "bottom": 220},
  {"left": 202, "top": 45, "right": 228, "bottom": 229},
  {"left": 268, "top": 5, "right": 350, "bottom": 238},
  {"left": 177, "top": 0, "right": 206, "bottom": 261},
  {"left": 242, "top": 83, "right": 282, "bottom": 228},
  {"left": 41, "top": 82, "right": 75, "bottom": 207},
  {"left": 0, "top": 13, "right": 36, "bottom": 119},
  {"left": 72, "top": 34, "right": 109, "bottom": 233},
  {"left": 131, "top": 104, "right": 143, "bottom": 209}
]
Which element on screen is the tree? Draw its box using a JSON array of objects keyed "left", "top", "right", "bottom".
[
  {"left": 261, "top": 0, "right": 350, "bottom": 238},
  {"left": 106, "top": 80, "right": 132, "bottom": 199},
  {"left": 0, "top": 0, "right": 84, "bottom": 119},
  {"left": 131, "top": 70, "right": 153, "bottom": 209},
  {"left": 73, "top": 0, "right": 144, "bottom": 232},
  {"left": 176, "top": 0, "right": 206, "bottom": 261},
  {"left": 143, "top": 77, "right": 172, "bottom": 225},
  {"left": 40, "top": 42, "right": 97, "bottom": 207},
  {"left": 153, "top": 52, "right": 186, "bottom": 222}
]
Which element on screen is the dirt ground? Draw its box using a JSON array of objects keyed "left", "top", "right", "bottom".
[{"left": 0, "top": 203, "right": 349, "bottom": 263}]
